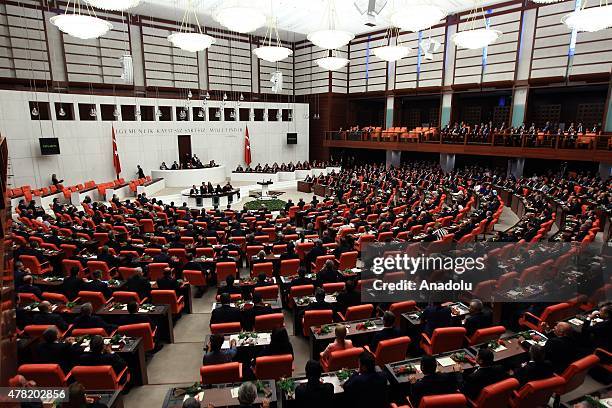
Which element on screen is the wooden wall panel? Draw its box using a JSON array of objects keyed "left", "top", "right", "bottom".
[
  {"left": 395, "top": 25, "right": 445, "bottom": 89},
  {"left": 294, "top": 43, "right": 329, "bottom": 95},
  {"left": 530, "top": 1, "right": 573, "bottom": 79},
  {"left": 349, "top": 34, "right": 387, "bottom": 93}
]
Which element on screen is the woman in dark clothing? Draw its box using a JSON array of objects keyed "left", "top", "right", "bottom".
[{"left": 260, "top": 327, "right": 294, "bottom": 357}]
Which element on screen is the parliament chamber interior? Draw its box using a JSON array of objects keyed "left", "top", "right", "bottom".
[{"left": 0, "top": 0, "right": 611, "bottom": 407}]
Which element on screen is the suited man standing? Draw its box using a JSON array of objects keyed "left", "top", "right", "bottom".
[
  {"left": 461, "top": 348, "right": 508, "bottom": 400},
  {"left": 210, "top": 293, "right": 241, "bottom": 325},
  {"left": 31, "top": 301, "right": 69, "bottom": 332}
]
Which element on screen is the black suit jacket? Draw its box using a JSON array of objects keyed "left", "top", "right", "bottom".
[
  {"left": 81, "top": 280, "right": 112, "bottom": 300},
  {"left": 117, "top": 313, "right": 157, "bottom": 331},
  {"left": 544, "top": 335, "right": 577, "bottom": 373},
  {"left": 464, "top": 311, "right": 493, "bottom": 337},
  {"left": 35, "top": 341, "right": 82, "bottom": 373},
  {"left": 72, "top": 315, "right": 116, "bottom": 335},
  {"left": 462, "top": 365, "right": 509, "bottom": 399},
  {"left": 294, "top": 380, "right": 334, "bottom": 408},
  {"left": 410, "top": 372, "right": 460, "bottom": 407},
  {"left": 78, "top": 351, "right": 127, "bottom": 375},
  {"left": 242, "top": 304, "right": 273, "bottom": 331},
  {"left": 371, "top": 327, "right": 402, "bottom": 351},
  {"left": 514, "top": 360, "right": 554, "bottom": 386},
  {"left": 343, "top": 371, "right": 388, "bottom": 408},
  {"left": 125, "top": 275, "right": 151, "bottom": 299},
  {"left": 156, "top": 276, "right": 180, "bottom": 293},
  {"left": 210, "top": 304, "right": 242, "bottom": 325},
  {"left": 62, "top": 276, "right": 82, "bottom": 300},
  {"left": 18, "top": 284, "right": 43, "bottom": 299},
  {"left": 31, "top": 312, "right": 69, "bottom": 331}
]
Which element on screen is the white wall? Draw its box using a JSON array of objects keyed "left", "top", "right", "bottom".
[{"left": 0, "top": 90, "right": 308, "bottom": 189}]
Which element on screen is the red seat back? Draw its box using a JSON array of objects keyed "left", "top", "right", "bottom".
[
  {"left": 302, "top": 309, "right": 333, "bottom": 337},
  {"left": 183, "top": 270, "right": 206, "bottom": 286},
  {"left": 113, "top": 291, "right": 142, "bottom": 304},
  {"left": 343, "top": 304, "right": 374, "bottom": 321},
  {"left": 77, "top": 291, "right": 107, "bottom": 311},
  {"left": 468, "top": 326, "right": 506, "bottom": 346},
  {"left": 18, "top": 364, "right": 68, "bottom": 387},
  {"left": 118, "top": 323, "right": 156, "bottom": 352},
  {"left": 511, "top": 376, "right": 565, "bottom": 408},
  {"left": 200, "top": 362, "right": 242, "bottom": 385},
  {"left": 280, "top": 259, "right": 300, "bottom": 277},
  {"left": 252, "top": 262, "right": 274, "bottom": 278},
  {"left": 389, "top": 301, "right": 417, "bottom": 327},
  {"left": 427, "top": 327, "right": 467, "bottom": 354},
  {"left": 472, "top": 378, "right": 519, "bottom": 408},
  {"left": 558, "top": 354, "right": 600, "bottom": 394},
  {"left": 374, "top": 336, "right": 411, "bottom": 366},
  {"left": 420, "top": 394, "right": 467, "bottom": 408},
  {"left": 216, "top": 262, "right": 237, "bottom": 282},
  {"left": 253, "top": 285, "right": 279, "bottom": 300},
  {"left": 210, "top": 322, "right": 241, "bottom": 334},
  {"left": 338, "top": 251, "right": 358, "bottom": 270},
  {"left": 254, "top": 313, "right": 285, "bottom": 331},
  {"left": 254, "top": 354, "right": 293, "bottom": 380},
  {"left": 290, "top": 284, "right": 314, "bottom": 300},
  {"left": 72, "top": 327, "right": 110, "bottom": 337},
  {"left": 42, "top": 292, "right": 69, "bottom": 304},
  {"left": 325, "top": 347, "right": 363, "bottom": 372},
  {"left": 86, "top": 261, "right": 112, "bottom": 280},
  {"left": 70, "top": 365, "right": 123, "bottom": 390},
  {"left": 148, "top": 263, "right": 169, "bottom": 281},
  {"left": 151, "top": 290, "right": 183, "bottom": 314},
  {"left": 322, "top": 282, "right": 345, "bottom": 294}
]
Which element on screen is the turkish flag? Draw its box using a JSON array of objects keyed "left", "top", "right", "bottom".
[
  {"left": 112, "top": 125, "right": 122, "bottom": 178},
  {"left": 244, "top": 125, "right": 252, "bottom": 166}
]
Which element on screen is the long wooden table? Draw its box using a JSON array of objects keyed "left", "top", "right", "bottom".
[
  {"left": 309, "top": 318, "right": 384, "bottom": 360},
  {"left": 97, "top": 303, "right": 175, "bottom": 343},
  {"left": 162, "top": 380, "right": 277, "bottom": 408}
]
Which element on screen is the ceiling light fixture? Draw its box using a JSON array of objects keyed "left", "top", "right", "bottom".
[
  {"left": 253, "top": 17, "right": 293, "bottom": 62},
  {"left": 84, "top": 0, "right": 140, "bottom": 11},
  {"left": 316, "top": 51, "right": 349, "bottom": 70},
  {"left": 168, "top": 0, "right": 215, "bottom": 52},
  {"left": 50, "top": 0, "right": 113, "bottom": 40},
  {"left": 213, "top": 1, "right": 266, "bottom": 33},
  {"left": 89, "top": 107, "right": 97, "bottom": 117},
  {"left": 389, "top": 4, "right": 447, "bottom": 33},
  {"left": 561, "top": 1, "right": 612, "bottom": 32},
  {"left": 452, "top": 2, "right": 502, "bottom": 49},
  {"left": 308, "top": 0, "right": 354, "bottom": 49},
  {"left": 31, "top": 106, "right": 39, "bottom": 117},
  {"left": 373, "top": 27, "right": 410, "bottom": 61}
]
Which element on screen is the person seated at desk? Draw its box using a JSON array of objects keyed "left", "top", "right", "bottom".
[
  {"left": 464, "top": 299, "right": 492, "bottom": 337},
  {"left": 51, "top": 173, "right": 64, "bottom": 186},
  {"left": 258, "top": 327, "right": 293, "bottom": 358},
  {"left": 152, "top": 247, "right": 172, "bottom": 264},
  {"left": 13, "top": 260, "right": 28, "bottom": 290},
  {"left": 16, "top": 241, "right": 46, "bottom": 263},
  {"left": 254, "top": 163, "right": 262, "bottom": 172},
  {"left": 160, "top": 162, "right": 169, "bottom": 170},
  {"left": 421, "top": 301, "right": 452, "bottom": 336},
  {"left": 408, "top": 355, "right": 460, "bottom": 407},
  {"left": 295, "top": 360, "right": 334, "bottom": 408},
  {"left": 211, "top": 292, "right": 241, "bottom": 325},
  {"left": 223, "top": 181, "right": 233, "bottom": 192},
  {"left": 97, "top": 245, "right": 119, "bottom": 269},
  {"left": 280, "top": 242, "right": 299, "bottom": 260},
  {"left": 202, "top": 333, "right": 237, "bottom": 365},
  {"left": 343, "top": 351, "right": 388, "bottom": 408},
  {"left": 243, "top": 293, "right": 273, "bottom": 331},
  {"left": 125, "top": 267, "right": 152, "bottom": 301},
  {"left": 189, "top": 185, "right": 198, "bottom": 196},
  {"left": 336, "top": 278, "right": 360, "bottom": 314},
  {"left": 62, "top": 382, "right": 107, "bottom": 408},
  {"left": 321, "top": 325, "right": 353, "bottom": 363},
  {"left": 461, "top": 348, "right": 508, "bottom": 400},
  {"left": 316, "top": 260, "right": 340, "bottom": 286},
  {"left": 370, "top": 311, "right": 402, "bottom": 351},
  {"left": 207, "top": 182, "right": 215, "bottom": 194},
  {"left": 17, "top": 274, "right": 42, "bottom": 299},
  {"left": 540, "top": 321, "right": 580, "bottom": 374},
  {"left": 290, "top": 267, "right": 312, "bottom": 287},
  {"left": 157, "top": 267, "right": 181, "bottom": 294},
  {"left": 78, "top": 335, "right": 127, "bottom": 378},
  {"left": 582, "top": 304, "right": 612, "bottom": 351},
  {"left": 303, "top": 288, "right": 333, "bottom": 315},
  {"left": 82, "top": 270, "right": 112, "bottom": 300},
  {"left": 72, "top": 303, "right": 116, "bottom": 336},
  {"left": 31, "top": 301, "right": 69, "bottom": 332},
  {"left": 206, "top": 382, "right": 270, "bottom": 408},
  {"left": 220, "top": 275, "right": 242, "bottom": 296},
  {"left": 35, "top": 327, "right": 81, "bottom": 373},
  {"left": 118, "top": 301, "right": 157, "bottom": 332},
  {"left": 62, "top": 266, "right": 83, "bottom": 301},
  {"left": 170, "top": 161, "right": 180, "bottom": 170},
  {"left": 512, "top": 344, "right": 554, "bottom": 386}
]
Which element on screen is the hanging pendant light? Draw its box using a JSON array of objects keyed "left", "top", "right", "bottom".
[
  {"left": 276, "top": 111, "right": 282, "bottom": 121},
  {"left": 562, "top": 1, "right": 612, "bottom": 32},
  {"left": 230, "top": 109, "right": 236, "bottom": 119},
  {"left": 156, "top": 108, "right": 163, "bottom": 118},
  {"left": 168, "top": 0, "right": 215, "bottom": 52},
  {"left": 31, "top": 106, "right": 39, "bottom": 117},
  {"left": 254, "top": 17, "right": 293, "bottom": 62},
  {"left": 205, "top": 91, "right": 211, "bottom": 100},
  {"left": 84, "top": 0, "right": 140, "bottom": 11},
  {"left": 452, "top": 2, "right": 502, "bottom": 49},
  {"left": 179, "top": 108, "right": 187, "bottom": 120},
  {"left": 213, "top": 0, "right": 266, "bottom": 33},
  {"left": 113, "top": 108, "right": 120, "bottom": 118},
  {"left": 390, "top": 4, "right": 447, "bottom": 33},
  {"left": 89, "top": 107, "right": 97, "bottom": 117},
  {"left": 215, "top": 109, "right": 221, "bottom": 119},
  {"left": 308, "top": 0, "right": 354, "bottom": 49},
  {"left": 239, "top": 93, "right": 244, "bottom": 102},
  {"left": 58, "top": 106, "right": 66, "bottom": 117},
  {"left": 373, "top": 27, "right": 411, "bottom": 62},
  {"left": 198, "top": 109, "right": 204, "bottom": 118},
  {"left": 223, "top": 93, "right": 228, "bottom": 101},
  {"left": 316, "top": 50, "right": 349, "bottom": 70},
  {"left": 50, "top": 0, "right": 113, "bottom": 40}
]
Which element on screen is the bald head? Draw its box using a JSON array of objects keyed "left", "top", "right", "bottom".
[
  {"left": 554, "top": 322, "right": 573, "bottom": 337},
  {"left": 38, "top": 301, "right": 51, "bottom": 313}
]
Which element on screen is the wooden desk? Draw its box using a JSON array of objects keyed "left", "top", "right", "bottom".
[
  {"left": 309, "top": 318, "right": 384, "bottom": 360},
  {"left": 97, "top": 303, "right": 174, "bottom": 343},
  {"left": 162, "top": 380, "right": 277, "bottom": 408},
  {"left": 297, "top": 181, "right": 313, "bottom": 193},
  {"left": 292, "top": 294, "right": 338, "bottom": 336},
  {"left": 280, "top": 369, "right": 356, "bottom": 407},
  {"left": 385, "top": 349, "right": 477, "bottom": 384}
]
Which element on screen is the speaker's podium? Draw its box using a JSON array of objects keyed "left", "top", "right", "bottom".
[{"left": 257, "top": 180, "right": 274, "bottom": 200}]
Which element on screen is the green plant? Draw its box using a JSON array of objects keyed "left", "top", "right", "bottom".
[
  {"left": 66, "top": 301, "right": 76, "bottom": 309},
  {"left": 244, "top": 199, "right": 287, "bottom": 211},
  {"left": 393, "top": 364, "right": 417, "bottom": 376},
  {"left": 278, "top": 378, "right": 295, "bottom": 393},
  {"left": 336, "top": 369, "right": 356, "bottom": 381},
  {"left": 183, "top": 382, "right": 203, "bottom": 396},
  {"left": 238, "top": 332, "right": 258, "bottom": 340}
]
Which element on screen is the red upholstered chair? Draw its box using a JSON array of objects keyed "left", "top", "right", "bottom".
[
  {"left": 62, "top": 259, "right": 88, "bottom": 278},
  {"left": 321, "top": 347, "right": 364, "bottom": 372},
  {"left": 388, "top": 301, "right": 418, "bottom": 327},
  {"left": 118, "top": 323, "right": 157, "bottom": 352},
  {"left": 254, "top": 354, "right": 293, "bottom": 380},
  {"left": 252, "top": 262, "right": 274, "bottom": 278},
  {"left": 472, "top": 280, "right": 497, "bottom": 300},
  {"left": 148, "top": 263, "right": 169, "bottom": 281},
  {"left": 168, "top": 248, "right": 188, "bottom": 265},
  {"left": 18, "top": 364, "right": 71, "bottom": 387},
  {"left": 60, "top": 244, "right": 77, "bottom": 259},
  {"left": 140, "top": 219, "right": 155, "bottom": 233},
  {"left": 289, "top": 284, "right": 314, "bottom": 299},
  {"left": 70, "top": 365, "right": 130, "bottom": 390},
  {"left": 216, "top": 262, "right": 237, "bottom": 282},
  {"left": 24, "top": 325, "right": 61, "bottom": 338},
  {"left": 118, "top": 267, "right": 139, "bottom": 281},
  {"left": 78, "top": 291, "right": 108, "bottom": 311},
  {"left": 183, "top": 269, "right": 207, "bottom": 287},
  {"left": 311, "top": 255, "right": 336, "bottom": 271},
  {"left": 20, "top": 255, "right": 52, "bottom": 275},
  {"left": 367, "top": 336, "right": 411, "bottom": 366},
  {"left": 555, "top": 354, "right": 600, "bottom": 398},
  {"left": 322, "top": 282, "right": 345, "bottom": 294},
  {"left": 510, "top": 376, "right": 565, "bottom": 408},
  {"left": 201, "top": 362, "right": 242, "bottom": 385},
  {"left": 420, "top": 327, "right": 467, "bottom": 355},
  {"left": 86, "top": 261, "right": 115, "bottom": 280},
  {"left": 151, "top": 290, "right": 184, "bottom": 315},
  {"left": 18, "top": 292, "right": 40, "bottom": 305},
  {"left": 72, "top": 327, "right": 113, "bottom": 337},
  {"left": 496, "top": 272, "right": 519, "bottom": 292},
  {"left": 296, "top": 242, "right": 315, "bottom": 260},
  {"left": 469, "top": 378, "right": 520, "bottom": 407},
  {"left": 403, "top": 393, "right": 467, "bottom": 408},
  {"left": 279, "top": 259, "right": 300, "bottom": 277},
  {"left": 302, "top": 310, "right": 334, "bottom": 337},
  {"left": 144, "top": 248, "right": 161, "bottom": 257},
  {"left": 93, "top": 232, "right": 109, "bottom": 247},
  {"left": 335, "top": 251, "right": 358, "bottom": 270},
  {"left": 518, "top": 302, "right": 575, "bottom": 331},
  {"left": 254, "top": 313, "right": 285, "bottom": 331},
  {"left": 338, "top": 304, "right": 374, "bottom": 321},
  {"left": 42, "top": 292, "right": 70, "bottom": 304},
  {"left": 210, "top": 322, "right": 242, "bottom": 334},
  {"left": 113, "top": 291, "right": 146, "bottom": 304},
  {"left": 467, "top": 326, "right": 506, "bottom": 346},
  {"left": 253, "top": 285, "right": 279, "bottom": 300}
]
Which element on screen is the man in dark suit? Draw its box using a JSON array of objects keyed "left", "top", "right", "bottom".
[
  {"left": 461, "top": 348, "right": 509, "bottom": 399},
  {"left": 464, "top": 299, "right": 493, "bottom": 337},
  {"left": 513, "top": 344, "right": 554, "bottom": 386},
  {"left": 62, "top": 266, "right": 83, "bottom": 301},
  {"left": 156, "top": 267, "right": 181, "bottom": 294},
  {"left": 183, "top": 253, "right": 204, "bottom": 273},
  {"left": 35, "top": 327, "right": 82, "bottom": 373},
  {"left": 305, "top": 240, "right": 326, "bottom": 272},
  {"left": 97, "top": 246, "right": 119, "bottom": 268},
  {"left": 316, "top": 260, "right": 340, "bottom": 286},
  {"left": 13, "top": 260, "right": 28, "bottom": 289},
  {"left": 210, "top": 293, "right": 241, "bottom": 325},
  {"left": 81, "top": 270, "right": 112, "bottom": 300},
  {"left": 152, "top": 248, "right": 172, "bottom": 264},
  {"left": 295, "top": 360, "right": 334, "bottom": 408},
  {"left": 343, "top": 351, "right": 388, "bottom": 408},
  {"left": 242, "top": 293, "right": 273, "bottom": 331},
  {"left": 581, "top": 305, "right": 612, "bottom": 352},
  {"left": 303, "top": 288, "right": 334, "bottom": 314},
  {"left": 370, "top": 311, "right": 402, "bottom": 351},
  {"left": 290, "top": 267, "right": 313, "bottom": 287},
  {"left": 31, "top": 301, "right": 69, "bottom": 332},
  {"left": 421, "top": 302, "right": 452, "bottom": 336},
  {"left": 17, "top": 275, "right": 42, "bottom": 299},
  {"left": 542, "top": 322, "right": 578, "bottom": 373},
  {"left": 117, "top": 301, "right": 158, "bottom": 340},
  {"left": 78, "top": 335, "right": 127, "bottom": 376},
  {"left": 71, "top": 303, "right": 116, "bottom": 335},
  {"left": 125, "top": 267, "right": 151, "bottom": 300},
  {"left": 336, "top": 278, "right": 360, "bottom": 314},
  {"left": 409, "top": 355, "right": 460, "bottom": 407},
  {"left": 219, "top": 275, "right": 242, "bottom": 296},
  {"left": 280, "top": 243, "right": 299, "bottom": 260}
]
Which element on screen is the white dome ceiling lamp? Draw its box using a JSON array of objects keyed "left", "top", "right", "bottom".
[
  {"left": 167, "top": 1, "right": 215, "bottom": 53},
  {"left": 389, "top": 3, "right": 447, "bottom": 33},
  {"left": 561, "top": 0, "right": 612, "bottom": 32},
  {"left": 452, "top": 1, "right": 502, "bottom": 49},
  {"left": 374, "top": 27, "right": 411, "bottom": 62},
  {"left": 308, "top": 0, "right": 355, "bottom": 50},
  {"left": 253, "top": 16, "right": 293, "bottom": 62},
  {"left": 213, "top": 0, "right": 266, "bottom": 33},
  {"left": 83, "top": 0, "right": 140, "bottom": 12},
  {"left": 316, "top": 50, "right": 350, "bottom": 70},
  {"left": 50, "top": 0, "right": 113, "bottom": 40}
]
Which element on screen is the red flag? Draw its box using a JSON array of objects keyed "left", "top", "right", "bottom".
[
  {"left": 244, "top": 125, "right": 252, "bottom": 166},
  {"left": 112, "top": 125, "right": 122, "bottom": 178}
]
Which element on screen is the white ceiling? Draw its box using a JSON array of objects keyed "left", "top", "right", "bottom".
[{"left": 134, "top": 0, "right": 506, "bottom": 38}]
